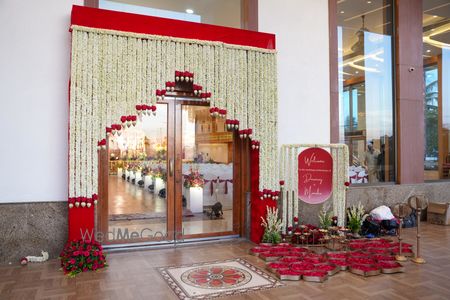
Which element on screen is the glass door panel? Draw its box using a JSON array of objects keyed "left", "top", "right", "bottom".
[
  {"left": 107, "top": 103, "right": 169, "bottom": 242},
  {"left": 180, "top": 105, "right": 234, "bottom": 236}
]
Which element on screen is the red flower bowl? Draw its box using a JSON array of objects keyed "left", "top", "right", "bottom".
[
  {"left": 302, "top": 271, "right": 328, "bottom": 282},
  {"left": 267, "top": 262, "right": 290, "bottom": 269},
  {"left": 347, "top": 257, "right": 376, "bottom": 265},
  {"left": 290, "top": 262, "right": 315, "bottom": 271},
  {"left": 279, "top": 256, "right": 301, "bottom": 263},
  {"left": 327, "top": 252, "right": 348, "bottom": 259}
]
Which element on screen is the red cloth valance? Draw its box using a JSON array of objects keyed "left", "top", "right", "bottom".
[{"left": 70, "top": 5, "right": 276, "bottom": 50}]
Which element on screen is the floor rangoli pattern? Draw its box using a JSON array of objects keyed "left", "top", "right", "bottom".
[{"left": 158, "top": 258, "right": 283, "bottom": 299}]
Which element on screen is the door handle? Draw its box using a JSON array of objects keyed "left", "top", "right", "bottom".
[{"left": 169, "top": 159, "right": 174, "bottom": 177}]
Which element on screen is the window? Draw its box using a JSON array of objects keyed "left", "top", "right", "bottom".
[
  {"left": 337, "top": 0, "right": 395, "bottom": 184},
  {"left": 423, "top": 1, "right": 450, "bottom": 180}
]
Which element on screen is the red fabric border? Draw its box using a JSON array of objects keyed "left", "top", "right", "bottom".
[
  {"left": 250, "top": 145, "right": 277, "bottom": 243},
  {"left": 70, "top": 5, "right": 275, "bottom": 50}
]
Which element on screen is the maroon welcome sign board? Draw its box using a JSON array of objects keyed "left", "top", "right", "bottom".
[{"left": 298, "top": 148, "right": 333, "bottom": 204}]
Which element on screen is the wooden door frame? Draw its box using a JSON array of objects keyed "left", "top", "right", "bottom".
[
  {"left": 174, "top": 96, "right": 245, "bottom": 240},
  {"left": 97, "top": 95, "right": 250, "bottom": 244}
]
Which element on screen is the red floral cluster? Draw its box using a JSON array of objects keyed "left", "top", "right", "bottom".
[
  {"left": 109, "top": 124, "right": 122, "bottom": 135},
  {"left": 199, "top": 92, "right": 212, "bottom": 100},
  {"left": 350, "top": 264, "right": 379, "bottom": 272},
  {"left": 209, "top": 107, "right": 227, "bottom": 118},
  {"left": 302, "top": 271, "right": 328, "bottom": 277},
  {"left": 193, "top": 84, "right": 203, "bottom": 94},
  {"left": 251, "top": 238, "right": 407, "bottom": 282},
  {"left": 254, "top": 244, "right": 335, "bottom": 281},
  {"left": 251, "top": 140, "right": 260, "bottom": 150},
  {"left": 225, "top": 119, "right": 240, "bottom": 130},
  {"left": 68, "top": 194, "right": 98, "bottom": 209},
  {"left": 238, "top": 128, "right": 253, "bottom": 139},
  {"left": 136, "top": 104, "right": 157, "bottom": 115},
  {"left": 164, "top": 82, "right": 175, "bottom": 92},
  {"left": 259, "top": 189, "right": 280, "bottom": 200},
  {"left": 60, "top": 239, "right": 107, "bottom": 277},
  {"left": 175, "top": 70, "right": 194, "bottom": 81},
  {"left": 97, "top": 139, "right": 107, "bottom": 150},
  {"left": 120, "top": 115, "right": 138, "bottom": 127}
]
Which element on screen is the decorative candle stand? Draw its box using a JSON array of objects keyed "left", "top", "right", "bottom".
[
  {"left": 408, "top": 194, "right": 429, "bottom": 264},
  {"left": 393, "top": 203, "right": 412, "bottom": 262}
]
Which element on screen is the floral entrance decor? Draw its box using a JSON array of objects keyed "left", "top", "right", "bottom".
[
  {"left": 67, "top": 6, "right": 279, "bottom": 241},
  {"left": 249, "top": 238, "right": 408, "bottom": 283}
]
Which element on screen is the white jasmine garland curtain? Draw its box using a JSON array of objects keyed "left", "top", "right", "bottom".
[{"left": 69, "top": 26, "right": 278, "bottom": 198}]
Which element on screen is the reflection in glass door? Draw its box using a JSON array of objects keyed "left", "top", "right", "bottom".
[
  {"left": 107, "top": 104, "right": 169, "bottom": 242},
  {"left": 180, "top": 105, "right": 234, "bottom": 236}
]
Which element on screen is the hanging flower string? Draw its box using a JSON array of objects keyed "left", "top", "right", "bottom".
[{"left": 69, "top": 27, "right": 278, "bottom": 209}]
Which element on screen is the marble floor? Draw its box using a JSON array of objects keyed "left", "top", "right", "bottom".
[
  {"left": 108, "top": 176, "right": 234, "bottom": 240},
  {"left": 1, "top": 223, "right": 450, "bottom": 299}
]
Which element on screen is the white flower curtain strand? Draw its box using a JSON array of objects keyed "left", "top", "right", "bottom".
[{"left": 69, "top": 26, "right": 279, "bottom": 198}]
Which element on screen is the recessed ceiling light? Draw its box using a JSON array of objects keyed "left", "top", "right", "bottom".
[
  {"left": 367, "top": 0, "right": 372, "bottom": 3},
  {"left": 426, "top": 49, "right": 431, "bottom": 53},
  {"left": 186, "top": 9, "right": 194, "bottom": 14},
  {"left": 433, "top": 15, "right": 438, "bottom": 18},
  {"left": 340, "top": 10, "right": 345, "bottom": 14}
]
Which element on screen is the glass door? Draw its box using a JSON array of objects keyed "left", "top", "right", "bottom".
[
  {"left": 175, "top": 103, "right": 236, "bottom": 240},
  {"left": 103, "top": 103, "right": 174, "bottom": 244},
  {"left": 101, "top": 99, "right": 240, "bottom": 245}
]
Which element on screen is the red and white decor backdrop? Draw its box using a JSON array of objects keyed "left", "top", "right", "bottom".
[
  {"left": 68, "top": 6, "right": 279, "bottom": 241},
  {"left": 279, "top": 144, "right": 349, "bottom": 230}
]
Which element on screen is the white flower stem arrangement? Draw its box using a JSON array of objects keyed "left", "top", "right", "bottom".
[
  {"left": 347, "top": 202, "right": 368, "bottom": 234},
  {"left": 318, "top": 207, "right": 333, "bottom": 229},
  {"left": 261, "top": 206, "right": 283, "bottom": 244}
]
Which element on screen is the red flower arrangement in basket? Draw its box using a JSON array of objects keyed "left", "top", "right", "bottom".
[{"left": 59, "top": 240, "right": 107, "bottom": 277}]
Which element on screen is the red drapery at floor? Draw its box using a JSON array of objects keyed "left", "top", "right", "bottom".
[{"left": 68, "top": 5, "right": 276, "bottom": 242}]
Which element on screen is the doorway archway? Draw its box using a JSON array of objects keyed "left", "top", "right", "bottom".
[{"left": 96, "top": 76, "right": 250, "bottom": 245}]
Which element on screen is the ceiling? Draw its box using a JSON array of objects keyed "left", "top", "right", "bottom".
[{"left": 109, "top": 0, "right": 242, "bottom": 29}]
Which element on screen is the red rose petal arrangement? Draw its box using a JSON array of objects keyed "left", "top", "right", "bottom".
[
  {"left": 60, "top": 239, "right": 107, "bottom": 277},
  {"left": 250, "top": 238, "right": 410, "bottom": 282}
]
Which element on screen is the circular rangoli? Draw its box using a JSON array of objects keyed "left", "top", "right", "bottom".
[{"left": 181, "top": 266, "right": 252, "bottom": 289}]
